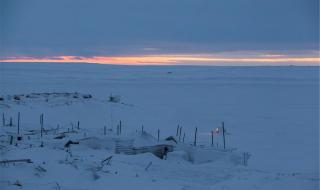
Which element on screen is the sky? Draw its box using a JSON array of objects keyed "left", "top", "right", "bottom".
[{"left": 0, "top": 0, "right": 319, "bottom": 65}]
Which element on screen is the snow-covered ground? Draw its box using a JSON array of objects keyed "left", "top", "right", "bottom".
[{"left": 0, "top": 62, "right": 319, "bottom": 190}]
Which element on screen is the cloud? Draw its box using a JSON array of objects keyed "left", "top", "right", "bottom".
[{"left": 0, "top": 0, "right": 318, "bottom": 58}]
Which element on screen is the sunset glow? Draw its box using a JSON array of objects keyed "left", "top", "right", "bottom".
[{"left": 1, "top": 54, "right": 319, "bottom": 66}]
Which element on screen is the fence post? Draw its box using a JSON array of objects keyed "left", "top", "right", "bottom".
[
  {"left": 77, "top": 121, "right": 80, "bottom": 130},
  {"left": 211, "top": 130, "right": 213, "bottom": 146},
  {"left": 104, "top": 126, "right": 106, "bottom": 136},
  {"left": 157, "top": 129, "right": 160, "bottom": 141},
  {"left": 222, "top": 122, "right": 226, "bottom": 149},
  {"left": 176, "top": 125, "right": 179, "bottom": 137},
  {"left": 194, "top": 127, "right": 197, "bottom": 146},
  {"left": 116, "top": 125, "right": 118, "bottom": 135},
  {"left": 17, "top": 112, "right": 20, "bottom": 134},
  {"left": 179, "top": 126, "right": 182, "bottom": 142},
  {"left": 243, "top": 152, "right": 247, "bottom": 166},
  {"left": 40, "top": 114, "right": 43, "bottom": 138}
]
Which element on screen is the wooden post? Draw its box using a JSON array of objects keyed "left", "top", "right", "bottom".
[
  {"left": 9, "top": 117, "right": 12, "bottom": 126},
  {"left": 17, "top": 112, "right": 20, "bottom": 134},
  {"left": 211, "top": 130, "right": 214, "bottom": 146},
  {"left": 0, "top": 159, "right": 33, "bottom": 164},
  {"left": 77, "top": 121, "right": 80, "bottom": 130},
  {"left": 117, "top": 125, "right": 119, "bottom": 136},
  {"left": 110, "top": 103, "right": 113, "bottom": 130},
  {"left": 119, "top": 120, "right": 122, "bottom": 135},
  {"left": 104, "top": 126, "right": 106, "bottom": 136},
  {"left": 141, "top": 125, "right": 144, "bottom": 133},
  {"left": 2, "top": 113, "right": 5, "bottom": 127},
  {"left": 183, "top": 132, "right": 185, "bottom": 143},
  {"left": 41, "top": 114, "right": 44, "bottom": 137},
  {"left": 243, "top": 152, "right": 246, "bottom": 166},
  {"left": 145, "top": 161, "right": 152, "bottom": 171},
  {"left": 157, "top": 129, "right": 160, "bottom": 141},
  {"left": 222, "top": 122, "right": 226, "bottom": 149},
  {"left": 179, "top": 126, "right": 182, "bottom": 142},
  {"left": 10, "top": 136, "right": 13, "bottom": 145},
  {"left": 194, "top": 127, "right": 197, "bottom": 146},
  {"left": 40, "top": 115, "right": 42, "bottom": 138},
  {"left": 176, "top": 125, "right": 179, "bottom": 137},
  {"left": 243, "top": 152, "right": 249, "bottom": 166},
  {"left": 40, "top": 114, "right": 43, "bottom": 138}
]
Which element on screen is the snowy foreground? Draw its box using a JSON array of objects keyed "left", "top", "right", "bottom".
[{"left": 0, "top": 63, "right": 319, "bottom": 190}]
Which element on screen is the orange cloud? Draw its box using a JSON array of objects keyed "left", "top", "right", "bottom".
[{"left": 1, "top": 54, "right": 319, "bottom": 66}]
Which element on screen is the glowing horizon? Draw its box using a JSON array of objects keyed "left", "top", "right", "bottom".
[{"left": 1, "top": 54, "right": 319, "bottom": 66}]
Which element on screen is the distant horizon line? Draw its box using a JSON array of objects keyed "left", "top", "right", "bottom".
[
  {"left": 2, "top": 62, "right": 320, "bottom": 67},
  {"left": 0, "top": 54, "right": 319, "bottom": 66}
]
